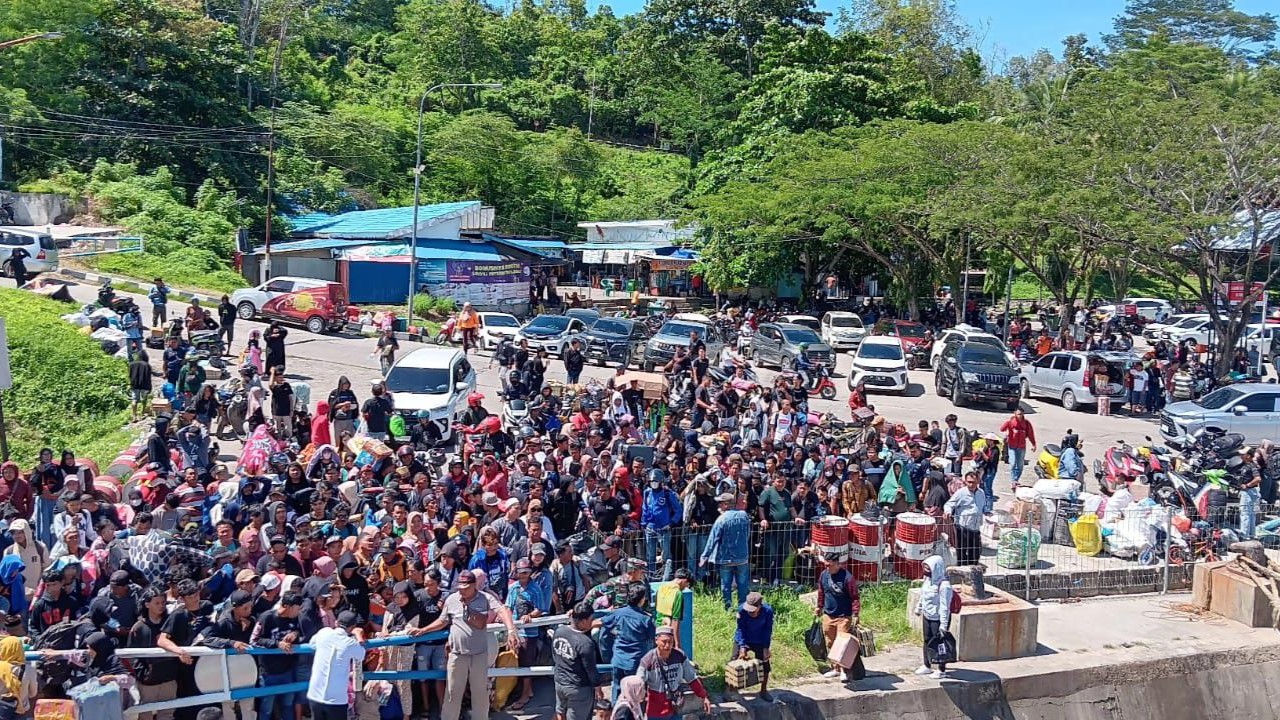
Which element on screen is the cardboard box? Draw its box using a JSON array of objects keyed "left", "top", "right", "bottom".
[
  {"left": 827, "top": 631, "right": 861, "bottom": 669},
  {"left": 616, "top": 371, "right": 668, "bottom": 400}
]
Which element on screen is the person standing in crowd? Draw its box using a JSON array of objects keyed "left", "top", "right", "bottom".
[
  {"left": 999, "top": 407, "right": 1036, "bottom": 491},
  {"left": 268, "top": 368, "right": 295, "bottom": 439},
  {"left": 814, "top": 551, "right": 861, "bottom": 683},
  {"left": 306, "top": 611, "right": 366, "bottom": 720},
  {"left": 265, "top": 321, "right": 288, "bottom": 374},
  {"left": 148, "top": 278, "right": 170, "bottom": 327},
  {"left": 756, "top": 474, "right": 795, "bottom": 586},
  {"left": 600, "top": 583, "right": 655, "bottom": 703},
  {"left": 944, "top": 472, "right": 986, "bottom": 566},
  {"left": 641, "top": 471, "right": 680, "bottom": 582},
  {"left": 914, "top": 555, "right": 954, "bottom": 680},
  {"left": 1238, "top": 447, "right": 1263, "bottom": 539},
  {"left": 635, "top": 627, "right": 711, "bottom": 720},
  {"left": 217, "top": 295, "right": 237, "bottom": 352},
  {"left": 129, "top": 351, "right": 154, "bottom": 421},
  {"left": 326, "top": 376, "right": 359, "bottom": 441},
  {"left": 564, "top": 339, "right": 586, "bottom": 385},
  {"left": 732, "top": 591, "right": 775, "bottom": 702},
  {"left": 551, "top": 602, "right": 604, "bottom": 720},
  {"left": 131, "top": 587, "right": 179, "bottom": 720},
  {"left": 7, "top": 246, "right": 28, "bottom": 288},
  {"left": 374, "top": 328, "right": 399, "bottom": 377},
  {"left": 701, "top": 493, "right": 750, "bottom": 610},
  {"left": 361, "top": 382, "right": 394, "bottom": 441}
]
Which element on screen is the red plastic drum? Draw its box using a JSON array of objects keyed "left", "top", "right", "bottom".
[
  {"left": 847, "top": 515, "right": 885, "bottom": 581},
  {"left": 893, "top": 513, "right": 937, "bottom": 580}
]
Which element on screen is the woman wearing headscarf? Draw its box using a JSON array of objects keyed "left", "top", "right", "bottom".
[
  {"left": 0, "top": 463, "right": 33, "bottom": 520},
  {"left": 239, "top": 527, "right": 265, "bottom": 568},
  {"left": 69, "top": 631, "right": 134, "bottom": 689},
  {"left": 264, "top": 321, "right": 288, "bottom": 374},
  {"left": 611, "top": 674, "right": 645, "bottom": 720},
  {"left": 377, "top": 581, "right": 424, "bottom": 720},
  {"left": 327, "top": 376, "right": 359, "bottom": 442},
  {"left": 0, "top": 635, "right": 29, "bottom": 720},
  {"left": 913, "top": 555, "right": 954, "bottom": 680}
]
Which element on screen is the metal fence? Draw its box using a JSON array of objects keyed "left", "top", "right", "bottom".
[{"left": 605, "top": 499, "right": 1280, "bottom": 600}]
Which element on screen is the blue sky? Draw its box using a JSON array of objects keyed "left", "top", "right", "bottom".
[{"left": 593, "top": 0, "right": 1277, "bottom": 66}]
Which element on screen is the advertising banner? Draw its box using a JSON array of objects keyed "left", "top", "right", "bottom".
[{"left": 416, "top": 260, "right": 529, "bottom": 310}]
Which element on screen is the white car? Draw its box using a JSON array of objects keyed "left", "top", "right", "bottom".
[
  {"left": 231, "top": 276, "right": 331, "bottom": 320},
  {"left": 1167, "top": 316, "right": 1216, "bottom": 346},
  {"left": 779, "top": 314, "right": 820, "bottom": 332},
  {"left": 516, "top": 314, "right": 589, "bottom": 356},
  {"left": 1238, "top": 323, "right": 1280, "bottom": 359},
  {"left": 1159, "top": 314, "right": 1210, "bottom": 342},
  {"left": 931, "top": 324, "right": 1015, "bottom": 369},
  {"left": 0, "top": 228, "right": 59, "bottom": 277},
  {"left": 384, "top": 347, "right": 477, "bottom": 448},
  {"left": 820, "top": 311, "right": 865, "bottom": 351},
  {"left": 849, "top": 336, "right": 909, "bottom": 393},
  {"left": 1143, "top": 313, "right": 1202, "bottom": 342},
  {"left": 474, "top": 312, "right": 521, "bottom": 350},
  {"left": 1097, "top": 297, "right": 1175, "bottom": 322}
]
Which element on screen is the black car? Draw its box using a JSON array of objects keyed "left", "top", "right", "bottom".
[
  {"left": 571, "top": 316, "right": 650, "bottom": 368},
  {"left": 935, "top": 340, "right": 1021, "bottom": 409}
]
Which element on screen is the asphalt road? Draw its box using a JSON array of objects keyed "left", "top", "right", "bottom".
[{"left": 53, "top": 277, "right": 1164, "bottom": 495}]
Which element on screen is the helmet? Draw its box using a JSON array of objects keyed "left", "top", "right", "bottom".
[
  {"left": 478, "top": 416, "right": 502, "bottom": 434},
  {"left": 416, "top": 409, "right": 431, "bottom": 420},
  {"left": 268, "top": 452, "right": 289, "bottom": 467},
  {"left": 518, "top": 425, "right": 537, "bottom": 441},
  {"left": 646, "top": 468, "right": 666, "bottom": 486},
  {"left": 467, "top": 392, "right": 484, "bottom": 406},
  {"left": 798, "top": 343, "right": 809, "bottom": 352}
]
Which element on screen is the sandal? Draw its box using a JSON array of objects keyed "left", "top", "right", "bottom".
[{"left": 508, "top": 697, "right": 531, "bottom": 711}]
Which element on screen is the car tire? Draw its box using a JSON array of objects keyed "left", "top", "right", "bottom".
[
  {"left": 306, "top": 316, "right": 326, "bottom": 334},
  {"left": 1062, "top": 389, "right": 1078, "bottom": 412},
  {"left": 236, "top": 301, "right": 256, "bottom": 320},
  {"left": 931, "top": 355, "right": 940, "bottom": 371},
  {"left": 1021, "top": 379, "right": 1030, "bottom": 399},
  {"left": 935, "top": 375, "right": 945, "bottom": 397},
  {"left": 951, "top": 381, "right": 967, "bottom": 408}
]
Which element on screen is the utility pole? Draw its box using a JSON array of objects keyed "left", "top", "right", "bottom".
[
  {"left": 261, "top": 12, "right": 290, "bottom": 283},
  {"left": 960, "top": 236, "right": 971, "bottom": 324},
  {"left": 1003, "top": 263, "right": 1014, "bottom": 343}
]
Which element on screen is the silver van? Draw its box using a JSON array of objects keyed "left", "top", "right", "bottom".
[
  {"left": 0, "top": 229, "right": 59, "bottom": 277},
  {"left": 1020, "top": 351, "right": 1138, "bottom": 411},
  {"left": 1161, "top": 383, "right": 1280, "bottom": 447}
]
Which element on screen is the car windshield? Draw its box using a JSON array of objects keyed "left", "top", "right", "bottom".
[
  {"left": 859, "top": 343, "right": 903, "bottom": 361},
  {"left": 385, "top": 366, "right": 452, "bottom": 394},
  {"left": 485, "top": 315, "right": 519, "bottom": 328},
  {"left": 658, "top": 321, "right": 706, "bottom": 338},
  {"left": 969, "top": 335, "right": 1009, "bottom": 352},
  {"left": 959, "top": 346, "right": 1011, "bottom": 366},
  {"left": 896, "top": 323, "right": 926, "bottom": 338},
  {"left": 782, "top": 327, "right": 822, "bottom": 344},
  {"left": 1193, "top": 386, "right": 1245, "bottom": 410},
  {"left": 1173, "top": 316, "right": 1206, "bottom": 329},
  {"left": 525, "top": 316, "right": 570, "bottom": 332},
  {"left": 591, "top": 319, "right": 632, "bottom": 336},
  {"left": 830, "top": 316, "right": 861, "bottom": 328},
  {"left": 788, "top": 318, "right": 820, "bottom": 330}
]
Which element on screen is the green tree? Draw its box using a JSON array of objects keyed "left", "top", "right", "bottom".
[{"left": 1105, "top": 0, "right": 1277, "bottom": 60}]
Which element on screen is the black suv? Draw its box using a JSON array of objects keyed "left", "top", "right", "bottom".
[
  {"left": 571, "top": 316, "right": 650, "bottom": 368},
  {"left": 935, "top": 340, "right": 1021, "bottom": 409}
]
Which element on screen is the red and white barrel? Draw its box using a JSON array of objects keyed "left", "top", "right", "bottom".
[
  {"left": 811, "top": 516, "right": 850, "bottom": 560},
  {"left": 106, "top": 444, "right": 143, "bottom": 480},
  {"left": 847, "top": 515, "right": 885, "bottom": 581},
  {"left": 893, "top": 512, "right": 937, "bottom": 580}
]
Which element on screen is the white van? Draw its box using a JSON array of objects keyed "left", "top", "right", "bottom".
[{"left": 0, "top": 228, "right": 59, "bottom": 277}]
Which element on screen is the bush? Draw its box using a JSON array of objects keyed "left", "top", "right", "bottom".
[
  {"left": 0, "top": 289, "right": 134, "bottom": 467},
  {"left": 411, "top": 293, "right": 457, "bottom": 321},
  {"left": 87, "top": 249, "right": 248, "bottom": 294}
]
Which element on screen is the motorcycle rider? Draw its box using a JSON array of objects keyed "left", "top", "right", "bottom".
[
  {"left": 462, "top": 392, "right": 489, "bottom": 427},
  {"left": 794, "top": 344, "right": 814, "bottom": 390}
]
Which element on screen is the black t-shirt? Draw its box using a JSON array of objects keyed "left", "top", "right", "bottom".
[
  {"left": 160, "top": 605, "right": 197, "bottom": 645},
  {"left": 362, "top": 396, "right": 393, "bottom": 433},
  {"left": 130, "top": 617, "right": 179, "bottom": 685},
  {"left": 591, "top": 495, "right": 626, "bottom": 532},
  {"left": 692, "top": 356, "right": 710, "bottom": 380},
  {"left": 418, "top": 590, "right": 446, "bottom": 646},
  {"left": 270, "top": 382, "right": 294, "bottom": 417}
]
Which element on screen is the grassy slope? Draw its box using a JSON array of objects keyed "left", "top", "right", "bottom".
[
  {"left": 0, "top": 289, "right": 135, "bottom": 467},
  {"left": 691, "top": 582, "right": 917, "bottom": 690}
]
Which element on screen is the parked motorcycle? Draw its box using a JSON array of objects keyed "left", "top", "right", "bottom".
[
  {"left": 1092, "top": 439, "right": 1147, "bottom": 495},
  {"left": 434, "top": 317, "right": 459, "bottom": 346},
  {"left": 215, "top": 384, "right": 249, "bottom": 441}
]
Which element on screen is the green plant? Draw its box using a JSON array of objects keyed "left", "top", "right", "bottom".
[
  {"left": 411, "top": 293, "right": 457, "bottom": 321},
  {"left": 85, "top": 249, "right": 248, "bottom": 294},
  {"left": 0, "top": 289, "right": 135, "bottom": 468},
  {"left": 690, "top": 582, "right": 918, "bottom": 690}
]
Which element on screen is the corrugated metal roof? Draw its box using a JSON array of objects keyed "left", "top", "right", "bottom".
[
  {"left": 289, "top": 201, "right": 482, "bottom": 239},
  {"left": 341, "top": 240, "right": 504, "bottom": 263},
  {"left": 568, "top": 239, "right": 676, "bottom": 251},
  {"left": 1209, "top": 209, "right": 1280, "bottom": 251},
  {"left": 249, "top": 238, "right": 399, "bottom": 256}
]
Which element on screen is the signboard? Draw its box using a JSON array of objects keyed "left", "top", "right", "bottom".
[
  {"left": 0, "top": 319, "right": 9, "bottom": 390},
  {"left": 1226, "top": 281, "right": 1266, "bottom": 303},
  {"left": 417, "top": 260, "right": 530, "bottom": 310},
  {"left": 1123, "top": 304, "right": 1138, "bottom": 316}
]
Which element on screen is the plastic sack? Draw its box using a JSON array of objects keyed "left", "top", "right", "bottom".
[
  {"left": 804, "top": 620, "right": 828, "bottom": 662},
  {"left": 493, "top": 648, "right": 519, "bottom": 708},
  {"left": 388, "top": 414, "right": 406, "bottom": 438},
  {"left": 1070, "top": 513, "right": 1103, "bottom": 556},
  {"left": 997, "top": 527, "right": 1041, "bottom": 568}
]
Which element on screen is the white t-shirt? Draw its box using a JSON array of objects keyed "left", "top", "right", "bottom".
[
  {"left": 1129, "top": 368, "right": 1147, "bottom": 393},
  {"left": 307, "top": 627, "right": 366, "bottom": 705}
]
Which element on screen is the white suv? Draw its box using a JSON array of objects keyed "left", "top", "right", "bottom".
[
  {"left": 384, "top": 347, "right": 477, "bottom": 448},
  {"left": 820, "top": 311, "right": 865, "bottom": 351},
  {"left": 931, "top": 324, "right": 1014, "bottom": 369},
  {"left": 231, "top": 276, "right": 331, "bottom": 320}
]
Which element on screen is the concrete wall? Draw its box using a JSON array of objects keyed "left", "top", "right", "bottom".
[
  {"left": 0, "top": 191, "right": 84, "bottom": 225},
  {"left": 711, "top": 645, "right": 1280, "bottom": 720}
]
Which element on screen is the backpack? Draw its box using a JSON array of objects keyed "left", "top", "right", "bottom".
[{"left": 32, "top": 619, "right": 88, "bottom": 693}]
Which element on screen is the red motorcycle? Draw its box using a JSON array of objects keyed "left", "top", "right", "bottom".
[
  {"left": 789, "top": 364, "right": 838, "bottom": 401},
  {"left": 1092, "top": 439, "right": 1145, "bottom": 495}
]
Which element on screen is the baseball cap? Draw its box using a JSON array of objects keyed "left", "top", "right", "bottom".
[
  {"left": 602, "top": 536, "right": 622, "bottom": 549},
  {"left": 109, "top": 570, "right": 131, "bottom": 587},
  {"left": 531, "top": 544, "right": 548, "bottom": 558},
  {"left": 742, "top": 591, "right": 764, "bottom": 613},
  {"left": 456, "top": 572, "right": 476, "bottom": 586},
  {"left": 261, "top": 574, "right": 282, "bottom": 592},
  {"left": 514, "top": 558, "right": 532, "bottom": 572},
  {"left": 716, "top": 492, "right": 735, "bottom": 503},
  {"left": 236, "top": 568, "right": 260, "bottom": 584},
  {"left": 500, "top": 498, "right": 520, "bottom": 512},
  {"left": 337, "top": 611, "right": 362, "bottom": 629},
  {"left": 228, "top": 590, "right": 253, "bottom": 608},
  {"left": 656, "top": 626, "right": 675, "bottom": 637},
  {"left": 269, "top": 535, "right": 287, "bottom": 547}
]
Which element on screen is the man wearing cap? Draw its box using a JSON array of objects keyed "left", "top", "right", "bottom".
[
  {"left": 488, "top": 496, "right": 527, "bottom": 549},
  {"left": 98, "top": 570, "right": 142, "bottom": 646},
  {"left": 200, "top": 590, "right": 257, "bottom": 720},
  {"left": 552, "top": 602, "right": 604, "bottom": 720},
  {"left": 372, "top": 537, "right": 409, "bottom": 586},
  {"left": 419, "top": 568, "right": 519, "bottom": 720},
  {"left": 307, "top": 611, "right": 367, "bottom": 720},
  {"left": 636, "top": 625, "right": 711, "bottom": 719},
  {"left": 701, "top": 493, "right": 751, "bottom": 611},
  {"left": 252, "top": 573, "right": 284, "bottom": 617},
  {"left": 258, "top": 535, "right": 304, "bottom": 577},
  {"left": 815, "top": 551, "right": 861, "bottom": 682},
  {"left": 505, "top": 558, "right": 551, "bottom": 711},
  {"left": 585, "top": 556, "right": 646, "bottom": 610},
  {"left": 733, "top": 591, "right": 775, "bottom": 702}
]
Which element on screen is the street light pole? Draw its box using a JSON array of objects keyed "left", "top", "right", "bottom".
[{"left": 407, "top": 82, "right": 502, "bottom": 325}]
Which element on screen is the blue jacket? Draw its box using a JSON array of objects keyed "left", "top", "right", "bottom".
[
  {"left": 734, "top": 604, "right": 775, "bottom": 647},
  {"left": 1060, "top": 447, "right": 1083, "bottom": 481},
  {"left": 0, "top": 555, "right": 26, "bottom": 615},
  {"left": 641, "top": 488, "right": 680, "bottom": 531},
  {"left": 600, "top": 605, "right": 655, "bottom": 671},
  {"left": 702, "top": 509, "right": 750, "bottom": 566}
]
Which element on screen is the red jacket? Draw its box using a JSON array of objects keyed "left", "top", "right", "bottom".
[{"left": 1000, "top": 416, "right": 1037, "bottom": 450}]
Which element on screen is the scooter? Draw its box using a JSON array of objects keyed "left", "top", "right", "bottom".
[
  {"left": 906, "top": 345, "right": 931, "bottom": 371},
  {"left": 502, "top": 397, "right": 530, "bottom": 432},
  {"left": 789, "top": 364, "right": 838, "bottom": 401},
  {"left": 434, "top": 316, "right": 459, "bottom": 345},
  {"left": 1093, "top": 439, "right": 1147, "bottom": 495}
]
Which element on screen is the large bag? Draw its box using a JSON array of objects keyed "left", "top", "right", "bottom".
[
  {"left": 804, "top": 620, "right": 828, "bottom": 662},
  {"left": 1069, "top": 512, "right": 1103, "bottom": 556},
  {"left": 927, "top": 631, "right": 958, "bottom": 665}
]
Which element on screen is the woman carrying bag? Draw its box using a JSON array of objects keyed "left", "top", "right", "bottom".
[{"left": 913, "top": 555, "right": 957, "bottom": 680}]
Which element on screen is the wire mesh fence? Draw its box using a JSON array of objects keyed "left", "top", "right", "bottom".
[{"left": 592, "top": 498, "right": 1280, "bottom": 601}]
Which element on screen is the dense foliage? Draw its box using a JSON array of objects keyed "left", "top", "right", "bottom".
[
  {"left": 2, "top": 0, "right": 1279, "bottom": 369},
  {"left": 0, "top": 289, "right": 134, "bottom": 466}
]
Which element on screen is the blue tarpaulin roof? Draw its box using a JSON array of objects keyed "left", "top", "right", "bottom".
[
  {"left": 341, "top": 240, "right": 504, "bottom": 263},
  {"left": 249, "top": 238, "right": 397, "bottom": 256},
  {"left": 288, "top": 201, "right": 481, "bottom": 239}
]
